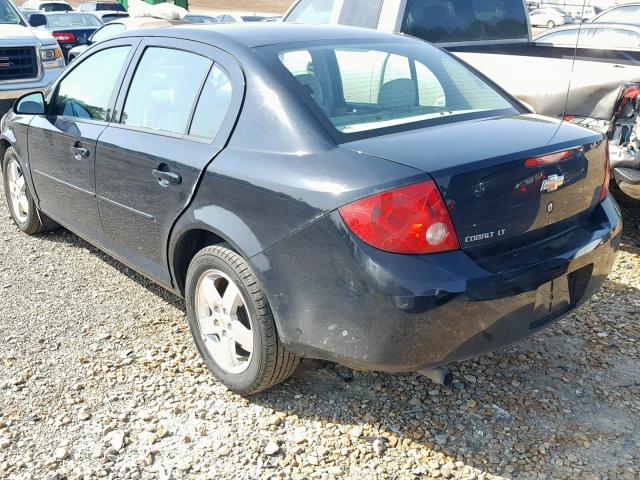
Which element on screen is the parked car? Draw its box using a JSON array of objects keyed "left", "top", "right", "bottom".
[
  {"left": 20, "top": 0, "right": 72, "bottom": 12},
  {"left": 66, "top": 16, "right": 178, "bottom": 61},
  {"left": 38, "top": 12, "right": 102, "bottom": 60},
  {"left": 0, "top": 0, "right": 64, "bottom": 114},
  {"left": 590, "top": 2, "right": 640, "bottom": 23},
  {"left": 78, "top": 1, "right": 126, "bottom": 13},
  {"left": 534, "top": 22, "right": 640, "bottom": 48},
  {"left": 1, "top": 24, "right": 621, "bottom": 394},
  {"left": 529, "top": 7, "right": 574, "bottom": 28},
  {"left": 183, "top": 13, "right": 218, "bottom": 24},
  {"left": 77, "top": 1, "right": 128, "bottom": 22}
]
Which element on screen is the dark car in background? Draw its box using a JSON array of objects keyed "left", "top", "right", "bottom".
[
  {"left": 78, "top": 1, "right": 126, "bottom": 13},
  {"left": 38, "top": 12, "right": 103, "bottom": 60},
  {"left": 183, "top": 14, "right": 218, "bottom": 24},
  {"left": 0, "top": 24, "right": 621, "bottom": 394}
]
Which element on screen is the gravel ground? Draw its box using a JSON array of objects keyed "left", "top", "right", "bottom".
[{"left": 0, "top": 190, "right": 639, "bottom": 480}]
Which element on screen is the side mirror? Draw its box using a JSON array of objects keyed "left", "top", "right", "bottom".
[
  {"left": 28, "top": 13, "right": 47, "bottom": 27},
  {"left": 14, "top": 91, "right": 45, "bottom": 115}
]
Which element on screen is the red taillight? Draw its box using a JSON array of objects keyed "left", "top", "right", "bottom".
[
  {"left": 600, "top": 142, "right": 610, "bottom": 202},
  {"left": 525, "top": 149, "right": 575, "bottom": 168},
  {"left": 338, "top": 180, "right": 459, "bottom": 254},
  {"left": 53, "top": 32, "right": 76, "bottom": 44}
]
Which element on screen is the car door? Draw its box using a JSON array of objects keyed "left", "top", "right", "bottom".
[
  {"left": 28, "top": 37, "right": 139, "bottom": 238},
  {"left": 94, "top": 38, "right": 244, "bottom": 285}
]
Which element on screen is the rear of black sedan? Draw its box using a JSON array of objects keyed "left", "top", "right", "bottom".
[
  {"left": 40, "top": 12, "right": 102, "bottom": 60},
  {"left": 1, "top": 24, "right": 622, "bottom": 395}
]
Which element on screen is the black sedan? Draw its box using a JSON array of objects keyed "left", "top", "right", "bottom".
[
  {"left": 1, "top": 24, "right": 621, "bottom": 394},
  {"left": 38, "top": 12, "right": 102, "bottom": 60}
]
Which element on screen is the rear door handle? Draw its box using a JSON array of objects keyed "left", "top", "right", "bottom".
[
  {"left": 152, "top": 168, "right": 182, "bottom": 186},
  {"left": 71, "top": 146, "right": 90, "bottom": 161}
]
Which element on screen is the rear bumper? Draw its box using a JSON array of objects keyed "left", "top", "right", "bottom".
[
  {"left": 614, "top": 167, "right": 640, "bottom": 200},
  {"left": 253, "top": 196, "right": 622, "bottom": 372}
]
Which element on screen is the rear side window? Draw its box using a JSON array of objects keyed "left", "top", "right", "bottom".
[
  {"left": 273, "top": 42, "right": 515, "bottom": 135},
  {"left": 189, "top": 64, "right": 233, "bottom": 139},
  {"left": 592, "top": 28, "right": 640, "bottom": 49},
  {"left": 338, "top": 0, "right": 383, "bottom": 28},
  {"left": 286, "top": 0, "right": 338, "bottom": 24},
  {"left": 121, "top": 47, "right": 211, "bottom": 135},
  {"left": 401, "top": 0, "right": 528, "bottom": 43},
  {"left": 53, "top": 46, "right": 130, "bottom": 121}
]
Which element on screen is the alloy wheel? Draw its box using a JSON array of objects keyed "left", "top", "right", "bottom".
[
  {"left": 6, "top": 158, "right": 29, "bottom": 223},
  {"left": 195, "top": 269, "right": 254, "bottom": 374}
]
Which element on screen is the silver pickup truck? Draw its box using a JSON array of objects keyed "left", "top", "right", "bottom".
[
  {"left": 284, "top": 0, "right": 640, "bottom": 199},
  {"left": 0, "top": 0, "right": 65, "bottom": 113}
]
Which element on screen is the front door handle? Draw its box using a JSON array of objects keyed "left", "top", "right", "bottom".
[
  {"left": 152, "top": 168, "right": 182, "bottom": 186},
  {"left": 71, "top": 146, "right": 90, "bottom": 161}
]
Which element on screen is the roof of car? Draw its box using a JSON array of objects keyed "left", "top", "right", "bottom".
[{"left": 119, "top": 22, "right": 412, "bottom": 49}]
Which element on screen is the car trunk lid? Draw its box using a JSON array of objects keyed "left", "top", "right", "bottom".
[{"left": 341, "top": 114, "right": 607, "bottom": 251}]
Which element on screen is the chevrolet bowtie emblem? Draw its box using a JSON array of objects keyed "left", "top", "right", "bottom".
[{"left": 540, "top": 174, "right": 565, "bottom": 193}]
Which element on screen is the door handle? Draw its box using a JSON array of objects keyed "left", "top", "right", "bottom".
[
  {"left": 152, "top": 168, "right": 182, "bottom": 186},
  {"left": 71, "top": 146, "right": 90, "bottom": 161}
]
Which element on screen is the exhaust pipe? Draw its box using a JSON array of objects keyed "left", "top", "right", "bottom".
[{"left": 418, "top": 367, "right": 453, "bottom": 386}]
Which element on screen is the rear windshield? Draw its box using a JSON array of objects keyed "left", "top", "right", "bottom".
[
  {"left": 96, "top": 3, "right": 126, "bottom": 11},
  {"left": 259, "top": 41, "right": 517, "bottom": 137},
  {"left": 46, "top": 12, "right": 102, "bottom": 27},
  {"left": 401, "top": 0, "right": 528, "bottom": 43},
  {"left": 41, "top": 2, "right": 73, "bottom": 11}
]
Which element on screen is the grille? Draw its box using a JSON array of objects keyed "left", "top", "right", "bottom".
[{"left": 0, "top": 47, "right": 38, "bottom": 81}]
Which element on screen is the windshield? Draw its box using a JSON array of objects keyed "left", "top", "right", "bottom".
[
  {"left": 0, "top": 0, "right": 23, "bottom": 24},
  {"left": 41, "top": 2, "right": 73, "bottom": 11},
  {"left": 46, "top": 12, "right": 102, "bottom": 27},
  {"left": 259, "top": 41, "right": 517, "bottom": 137}
]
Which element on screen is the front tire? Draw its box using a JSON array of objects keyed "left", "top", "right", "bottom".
[
  {"left": 2, "top": 147, "right": 56, "bottom": 235},
  {"left": 185, "top": 245, "right": 299, "bottom": 395},
  {"left": 547, "top": 20, "right": 555, "bottom": 28}
]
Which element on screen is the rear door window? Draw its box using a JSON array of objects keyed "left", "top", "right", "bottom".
[
  {"left": 121, "top": 47, "right": 211, "bottom": 135},
  {"left": 401, "top": 0, "right": 528, "bottom": 43},
  {"left": 189, "top": 64, "right": 233, "bottom": 139},
  {"left": 591, "top": 28, "right": 640, "bottom": 49}
]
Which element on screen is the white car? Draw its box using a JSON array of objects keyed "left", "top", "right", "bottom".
[
  {"left": 20, "top": 0, "right": 72, "bottom": 12},
  {"left": 529, "top": 7, "right": 573, "bottom": 28}
]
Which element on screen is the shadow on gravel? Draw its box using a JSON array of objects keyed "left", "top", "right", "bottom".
[
  {"left": 247, "top": 275, "right": 640, "bottom": 479},
  {"left": 39, "top": 228, "right": 185, "bottom": 312}
]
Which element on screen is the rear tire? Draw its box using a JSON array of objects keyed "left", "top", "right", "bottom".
[
  {"left": 2, "top": 147, "right": 58, "bottom": 235},
  {"left": 547, "top": 20, "right": 555, "bottom": 28},
  {"left": 185, "top": 245, "right": 299, "bottom": 395}
]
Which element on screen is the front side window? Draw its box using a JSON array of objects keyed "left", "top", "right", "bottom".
[
  {"left": 0, "top": 0, "right": 22, "bottom": 24},
  {"left": 270, "top": 41, "right": 515, "bottom": 135},
  {"left": 338, "top": 0, "right": 383, "bottom": 28},
  {"left": 91, "top": 22, "right": 125, "bottom": 43},
  {"left": 53, "top": 46, "right": 130, "bottom": 121},
  {"left": 285, "top": 0, "right": 338, "bottom": 24},
  {"left": 189, "top": 64, "right": 233, "bottom": 139},
  {"left": 401, "top": 0, "right": 528, "bottom": 43},
  {"left": 121, "top": 47, "right": 211, "bottom": 135}
]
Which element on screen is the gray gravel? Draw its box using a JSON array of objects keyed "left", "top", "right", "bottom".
[{"left": 0, "top": 190, "right": 639, "bottom": 480}]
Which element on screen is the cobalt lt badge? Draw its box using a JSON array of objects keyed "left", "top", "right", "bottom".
[{"left": 546, "top": 201, "right": 554, "bottom": 214}]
